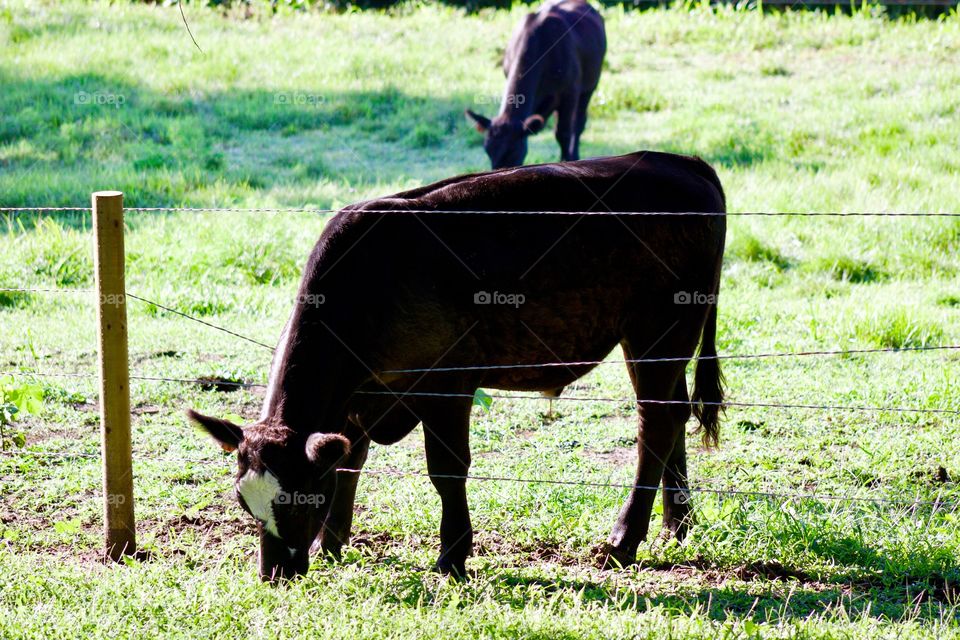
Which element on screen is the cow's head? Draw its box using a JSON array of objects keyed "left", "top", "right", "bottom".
[
  {"left": 186, "top": 410, "right": 349, "bottom": 583},
  {"left": 465, "top": 109, "right": 545, "bottom": 169}
]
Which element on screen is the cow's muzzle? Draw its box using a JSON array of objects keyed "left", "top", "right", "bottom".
[{"left": 259, "top": 535, "right": 310, "bottom": 583}]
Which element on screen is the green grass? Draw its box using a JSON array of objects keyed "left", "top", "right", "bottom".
[{"left": 1, "top": 1, "right": 960, "bottom": 638}]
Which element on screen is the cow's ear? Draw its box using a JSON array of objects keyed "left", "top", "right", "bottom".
[
  {"left": 465, "top": 109, "right": 491, "bottom": 133},
  {"left": 523, "top": 114, "right": 545, "bottom": 135},
  {"left": 187, "top": 410, "right": 244, "bottom": 453},
  {"left": 306, "top": 433, "right": 350, "bottom": 468}
]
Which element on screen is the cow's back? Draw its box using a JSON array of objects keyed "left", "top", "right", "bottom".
[
  {"left": 304, "top": 152, "right": 725, "bottom": 389},
  {"left": 505, "top": 0, "right": 605, "bottom": 89}
]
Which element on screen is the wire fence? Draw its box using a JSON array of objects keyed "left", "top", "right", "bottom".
[
  {"left": 2, "top": 204, "right": 958, "bottom": 517},
  {"left": 4, "top": 206, "right": 960, "bottom": 216},
  {"left": 2, "top": 449, "right": 955, "bottom": 510},
  {"left": 3, "top": 367, "right": 958, "bottom": 417}
]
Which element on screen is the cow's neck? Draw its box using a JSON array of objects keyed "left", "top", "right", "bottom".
[
  {"left": 499, "top": 57, "right": 540, "bottom": 122},
  {"left": 260, "top": 307, "right": 363, "bottom": 436}
]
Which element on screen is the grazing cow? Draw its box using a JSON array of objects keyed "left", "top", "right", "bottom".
[
  {"left": 465, "top": 0, "right": 606, "bottom": 169},
  {"left": 188, "top": 151, "right": 726, "bottom": 582}
]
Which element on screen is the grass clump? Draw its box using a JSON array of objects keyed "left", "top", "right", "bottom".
[
  {"left": 728, "top": 231, "right": 790, "bottom": 270},
  {"left": 854, "top": 308, "right": 943, "bottom": 349},
  {"left": 7, "top": 218, "right": 92, "bottom": 287},
  {"left": 815, "top": 253, "right": 887, "bottom": 284},
  {"left": 224, "top": 239, "right": 303, "bottom": 286}
]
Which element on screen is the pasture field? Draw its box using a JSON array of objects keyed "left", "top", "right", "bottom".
[{"left": 2, "top": 1, "right": 960, "bottom": 637}]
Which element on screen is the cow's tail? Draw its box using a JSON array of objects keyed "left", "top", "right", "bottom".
[{"left": 692, "top": 301, "right": 724, "bottom": 448}]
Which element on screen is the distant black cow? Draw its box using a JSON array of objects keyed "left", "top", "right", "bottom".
[
  {"left": 465, "top": 0, "right": 606, "bottom": 169},
  {"left": 188, "top": 151, "right": 726, "bottom": 582}
]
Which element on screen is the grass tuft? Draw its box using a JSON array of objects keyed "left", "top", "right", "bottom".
[
  {"left": 854, "top": 308, "right": 944, "bottom": 349},
  {"left": 816, "top": 253, "right": 887, "bottom": 284}
]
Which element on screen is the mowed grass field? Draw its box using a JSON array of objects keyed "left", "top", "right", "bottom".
[{"left": 2, "top": 1, "right": 960, "bottom": 637}]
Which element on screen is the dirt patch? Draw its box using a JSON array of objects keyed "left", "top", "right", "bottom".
[
  {"left": 350, "top": 530, "right": 405, "bottom": 550},
  {"left": 475, "top": 534, "right": 572, "bottom": 564},
  {"left": 193, "top": 376, "right": 250, "bottom": 393},
  {"left": 585, "top": 445, "right": 636, "bottom": 466},
  {"left": 132, "top": 404, "right": 161, "bottom": 415},
  {"left": 19, "top": 417, "right": 93, "bottom": 445},
  {"left": 640, "top": 556, "right": 815, "bottom": 583},
  {"left": 132, "top": 350, "right": 182, "bottom": 365}
]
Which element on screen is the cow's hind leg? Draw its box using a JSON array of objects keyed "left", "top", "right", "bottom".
[
  {"left": 318, "top": 435, "right": 370, "bottom": 558},
  {"left": 554, "top": 91, "right": 580, "bottom": 162},
  {"left": 422, "top": 397, "right": 474, "bottom": 577},
  {"left": 661, "top": 382, "right": 693, "bottom": 541},
  {"left": 569, "top": 91, "right": 593, "bottom": 162},
  {"left": 604, "top": 331, "right": 696, "bottom": 568}
]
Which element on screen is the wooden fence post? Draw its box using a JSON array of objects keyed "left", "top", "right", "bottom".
[{"left": 92, "top": 190, "right": 136, "bottom": 561}]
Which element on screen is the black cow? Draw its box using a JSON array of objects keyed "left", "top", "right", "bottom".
[
  {"left": 188, "top": 151, "right": 726, "bottom": 582},
  {"left": 465, "top": 0, "right": 606, "bottom": 169}
]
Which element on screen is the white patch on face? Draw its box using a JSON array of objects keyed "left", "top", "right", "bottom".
[
  {"left": 289, "top": 547, "right": 297, "bottom": 558},
  {"left": 237, "top": 470, "right": 282, "bottom": 538}
]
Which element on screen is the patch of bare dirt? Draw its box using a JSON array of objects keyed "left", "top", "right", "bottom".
[{"left": 586, "top": 446, "right": 636, "bottom": 466}]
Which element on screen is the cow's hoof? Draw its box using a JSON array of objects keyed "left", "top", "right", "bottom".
[
  {"left": 598, "top": 544, "right": 637, "bottom": 570},
  {"left": 433, "top": 558, "right": 468, "bottom": 579},
  {"left": 321, "top": 546, "right": 343, "bottom": 562},
  {"left": 660, "top": 518, "right": 690, "bottom": 543},
  {"left": 662, "top": 507, "right": 693, "bottom": 542},
  {"left": 310, "top": 538, "right": 343, "bottom": 561}
]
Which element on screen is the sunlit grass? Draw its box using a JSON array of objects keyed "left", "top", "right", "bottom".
[{"left": 0, "top": 1, "right": 959, "bottom": 638}]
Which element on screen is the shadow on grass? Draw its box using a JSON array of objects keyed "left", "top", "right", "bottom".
[
  {"left": 337, "top": 521, "right": 959, "bottom": 623},
  {"left": 344, "top": 547, "right": 958, "bottom": 623},
  {"left": 490, "top": 560, "right": 959, "bottom": 623},
  {"left": 0, "top": 68, "right": 649, "bottom": 220}
]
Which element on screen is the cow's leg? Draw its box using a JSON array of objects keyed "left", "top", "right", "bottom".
[
  {"left": 422, "top": 398, "right": 474, "bottom": 577},
  {"left": 554, "top": 91, "right": 580, "bottom": 162},
  {"left": 604, "top": 330, "right": 697, "bottom": 568},
  {"left": 318, "top": 435, "right": 370, "bottom": 558},
  {"left": 661, "top": 382, "right": 693, "bottom": 541},
  {"left": 570, "top": 91, "right": 593, "bottom": 162}
]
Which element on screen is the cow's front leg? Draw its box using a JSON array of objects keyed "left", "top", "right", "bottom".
[
  {"left": 422, "top": 398, "right": 473, "bottom": 577},
  {"left": 318, "top": 436, "right": 370, "bottom": 559}
]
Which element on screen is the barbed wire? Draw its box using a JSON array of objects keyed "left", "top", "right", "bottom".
[
  {"left": 0, "top": 369, "right": 265, "bottom": 388},
  {"left": 344, "top": 469, "right": 958, "bottom": 509},
  {"left": 0, "top": 449, "right": 226, "bottom": 465},
  {"left": 0, "top": 449, "right": 954, "bottom": 508},
  {"left": 0, "top": 287, "right": 275, "bottom": 351},
  {"left": 123, "top": 293, "right": 275, "bottom": 351},
  {"left": 4, "top": 207, "right": 958, "bottom": 523},
  {"left": 382, "top": 344, "right": 960, "bottom": 373},
  {"left": 0, "top": 370, "right": 96, "bottom": 381},
  {"left": 121, "top": 209, "right": 960, "bottom": 217},
  {"left": 0, "top": 207, "right": 91, "bottom": 212},
  {"left": 354, "top": 390, "right": 960, "bottom": 415},
  {"left": 4, "top": 206, "right": 960, "bottom": 217},
  {"left": 0, "top": 287, "right": 93, "bottom": 295},
  {"left": 4, "top": 287, "right": 958, "bottom": 368},
  {"left": 3, "top": 367, "right": 957, "bottom": 415}
]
